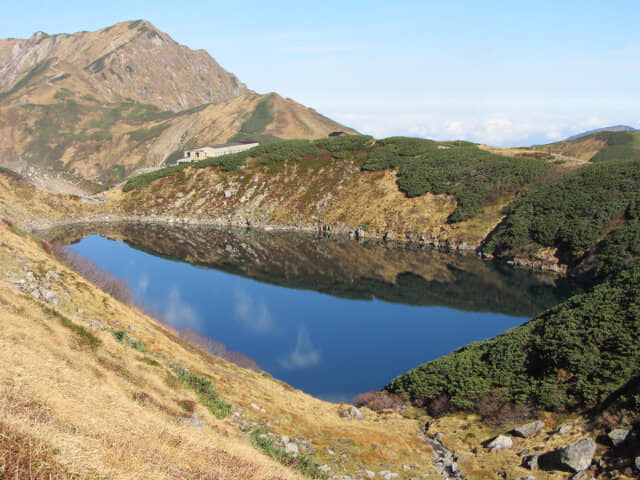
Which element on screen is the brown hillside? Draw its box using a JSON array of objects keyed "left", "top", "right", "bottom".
[
  {"left": 0, "top": 21, "right": 356, "bottom": 185},
  {"left": 0, "top": 20, "right": 248, "bottom": 111}
]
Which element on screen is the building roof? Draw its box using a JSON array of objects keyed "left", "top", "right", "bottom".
[{"left": 199, "top": 141, "right": 259, "bottom": 149}]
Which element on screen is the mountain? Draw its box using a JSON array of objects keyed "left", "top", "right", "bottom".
[
  {"left": 0, "top": 20, "right": 355, "bottom": 185},
  {"left": 0, "top": 19, "right": 249, "bottom": 110},
  {"left": 565, "top": 125, "right": 638, "bottom": 141}
]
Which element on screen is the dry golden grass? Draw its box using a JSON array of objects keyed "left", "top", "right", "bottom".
[{"left": 0, "top": 212, "right": 441, "bottom": 479}]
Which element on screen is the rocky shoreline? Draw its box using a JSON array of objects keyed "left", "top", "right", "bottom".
[{"left": 28, "top": 213, "right": 568, "bottom": 277}]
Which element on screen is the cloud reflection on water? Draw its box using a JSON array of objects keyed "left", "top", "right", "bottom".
[{"left": 279, "top": 326, "right": 322, "bottom": 369}]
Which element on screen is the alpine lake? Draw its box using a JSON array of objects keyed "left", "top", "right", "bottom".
[{"left": 44, "top": 223, "right": 578, "bottom": 403}]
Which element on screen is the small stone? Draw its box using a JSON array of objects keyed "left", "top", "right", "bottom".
[
  {"left": 319, "top": 465, "right": 331, "bottom": 473},
  {"left": 327, "top": 448, "right": 335, "bottom": 456},
  {"left": 558, "top": 425, "right": 572, "bottom": 435},
  {"left": 514, "top": 420, "right": 545, "bottom": 438},
  {"left": 39, "top": 287, "right": 58, "bottom": 306},
  {"left": 284, "top": 442, "right": 299, "bottom": 456},
  {"left": 340, "top": 406, "right": 364, "bottom": 420},
  {"left": 280, "top": 435, "right": 289, "bottom": 444},
  {"left": 571, "top": 472, "right": 585, "bottom": 480},
  {"left": 607, "top": 427, "right": 631, "bottom": 447},
  {"left": 179, "top": 413, "right": 202, "bottom": 428},
  {"left": 363, "top": 470, "right": 374, "bottom": 479},
  {"left": 560, "top": 438, "right": 596, "bottom": 473},
  {"left": 515, "top": 477, "right": 535, "bottom": 480},
  {"left": 488, "top": 434, "right": 513, "bottom": 452},
  {"left": 383, "top": 231, "right": 395, "bottom": 242},
  {"left": 518, "top": 449, "right": 531, "bottom": 457},
  {"left": 434, "top": 432, "right": 444, "bottom": 441},
  {"left": 523, "top": 454, "right": 539, "bottom": 471}
]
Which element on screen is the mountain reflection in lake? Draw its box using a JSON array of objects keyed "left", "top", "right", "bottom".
[{"left": 47, "top": 223, "right": 576, "bottom": 402}]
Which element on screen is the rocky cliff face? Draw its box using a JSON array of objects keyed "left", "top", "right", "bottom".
[{"left": 0, "top": 20, "right": 248, "bottom": 110}]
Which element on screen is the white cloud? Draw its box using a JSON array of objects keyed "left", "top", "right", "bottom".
[
  {"left": 233, "top": 290, "right": 274, "bottom": 333},
  {"left": 331, "top": 109, "right": 640, "bottom": 146},
  {"left": 163, "top": 286, "right": 200, "bottom": 329},
  {"left": 279, "top": 326, "right": 322, "bottom": 370}
]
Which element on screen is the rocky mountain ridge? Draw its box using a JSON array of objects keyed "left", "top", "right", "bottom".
[{"left": 0, "top": 19, "right": 248, "bottom": 110}]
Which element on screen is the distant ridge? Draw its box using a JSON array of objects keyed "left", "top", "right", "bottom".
[{"left": 566, "top": 125, "right": 638, "bottom": 141}]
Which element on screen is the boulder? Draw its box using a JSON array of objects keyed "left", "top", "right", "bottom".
[
  {"left": 179, "top": 413, "right": 202, "bottom": 428},
  {"left": 607, "top": 427, "right": 630, "bottom": 447},
  {"left": 39, "top": 287, "right": 58, "bottom": 306},
  {"left": 514, "top": 420, "right": 545, "bottom": 438},
  {"left": 340, "top": 406, "right": 364, "bottom": 420},
  {"left": 560, "top": 438, "right": 596, "bottom": 472},
  {"left": 488, "top": 434, "right": 513, "bottom": 452},
  {"left": 557, "top": 425, "right": 572, "bottom": 435},
  {"left": 284, "top": 442, "right": 299, "bottom": 456}
]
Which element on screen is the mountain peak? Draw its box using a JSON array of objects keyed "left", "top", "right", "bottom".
[{"left": 0, "top": 20, "right": 250, "bottom": 111}]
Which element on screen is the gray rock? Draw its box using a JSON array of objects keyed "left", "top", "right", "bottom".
[
  {"left": 515, "top": 477, "right": 535, "bottom": 480},
  {"left": 39, "top": 287, "right": 58, "bottom": 306},
  {"left": 341, "top": 406, "right": 364, "bottom": 420},
  {"left": 319, "top": 464, "right": 331, "bottom": 473},
  {"left": 45, "top": 271, "right": 59, "bottom": 282},
  {"left": 280, "top": 434, "right": 290, "bottom": 444},
  {"left": 558, "top": 425, "right": 572, "bottom": 435},
  {"left": 514, "top": 420, "right": 545, "bottom": 438},
  {"left": 518, "top": 449, "right": 531, "bottom": 457},
  {"left": 634, "top": 456, "right": 640, "bottom": 471},
  {"left": 383, "top": 231, "right": 395, "bottom": 242},
  {"left": 488, "top": 434, "right": 513, "bottom": 452},
  {"left": 327, "top": 448, "right": 335, "bottom": 456},
  {"left": 434, "top": 432, "right": 444, "bottom": 441},
  {"left": 179, "top": 413, "right": 202, "bottom": 428},
  {"left": 284, "top": 442, "right": 299, "bottom": 456},
  {"left": 523, "top": 454, "right": 539, "bottom": 471},
  {"left": 607, "top": 427, "right": 631, "bottom": 447},
  {"left": 356, "top": 228, "right": 365, "bottom": 240},
  {"left": 571, "top": 471, "right": 585, "bottom": 480},
  {"left": 560, "top": 438, "right": 596, "bottom": 472},
  {"left": 363, "top": 470, "right": 375, "bottom": 478}
]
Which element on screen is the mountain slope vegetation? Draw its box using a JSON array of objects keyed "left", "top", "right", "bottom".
[
  {"left": 386, "top": 150, "right": 640, "bottom": 418},
  {"left": 0, "top": 21, "right": 356, "bottom": 185},
  {"left": 121, "top": 135, "right": 556, "bottom": 233}
]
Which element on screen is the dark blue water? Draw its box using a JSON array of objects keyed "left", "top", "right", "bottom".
[{"left": 71, "top": 234, "right": 532, "bottom": 402}]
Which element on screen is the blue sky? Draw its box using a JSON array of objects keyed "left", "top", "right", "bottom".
[{"left": 2, "top": 0, "right": 639, "bottom": 145}]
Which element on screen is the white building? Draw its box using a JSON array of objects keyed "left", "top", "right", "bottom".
[{"left": 177, "top": 142, "right": 259, "bottom": 164}]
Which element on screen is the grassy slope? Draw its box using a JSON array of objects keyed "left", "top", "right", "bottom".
[
  {"left": 0, "top": 173, "right": 443, "bottom": 480},
  {"left": 117, "top": 136, "right": 557, "bottom": 250},
  {"left": 0, "top": 89, "right": 355, "bottom": 186}
]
